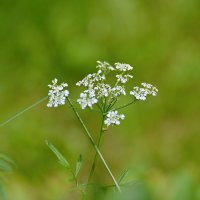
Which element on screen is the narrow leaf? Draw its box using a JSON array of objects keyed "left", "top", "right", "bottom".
[
  {"left": 0, "top": 154, "right": 15, "bottom": 166},
  {"left": 0, "top": 153, "right": 15, "bottom": 172},
  {"left": 0, "top": 160, "right": 12, "bottom": 172},
  {"left": 75, "top": 154, "right": 83, "bottom": 177},
  {"left": 118, "top": 168, "right": 129, "bottom": 184},
  {"left": 46, "top": 140, "right": 70, "bottom": 169}
]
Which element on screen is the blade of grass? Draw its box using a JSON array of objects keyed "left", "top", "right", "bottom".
[
  {"left": 118, "top": 168, "right": 129, "bottom": 184},
  {"left": 0, "top": 96, "right": 48, "bottom": 127}
]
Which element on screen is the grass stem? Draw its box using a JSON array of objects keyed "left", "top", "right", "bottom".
[{"left": 0, "top": 96, "right": 48, "bottom": 128}]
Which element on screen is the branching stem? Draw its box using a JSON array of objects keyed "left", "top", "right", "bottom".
[
  {"left": 67, "top": 98, "right": 121, "bottom": 193},
  {"left": 112, "top": 99, "right": 137, "bottom": 111}
]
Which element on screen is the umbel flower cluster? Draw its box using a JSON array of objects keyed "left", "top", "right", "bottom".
[
  {"left": 47, "top": 61, "right": 158, "bottom": 127},
  {"left": 47, "top": 78, "right": 69, "bottom": 107}
]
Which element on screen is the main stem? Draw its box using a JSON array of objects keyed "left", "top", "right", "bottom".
[
  {"left": 67, "top": 98, "right": 121, "bottom": 193},
  {"left": 86, "top": 115, "right": 105, "bottom": 188}
]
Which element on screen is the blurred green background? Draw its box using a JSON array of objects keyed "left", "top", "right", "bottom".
[{"left": 0, "top": 0, "right": 200, "bottom": 199}]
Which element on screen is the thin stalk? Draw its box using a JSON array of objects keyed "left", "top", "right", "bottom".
[
  {"left": 72, "top": 170, "right": 78, "bottom": 187},
  {"left": 0, "top": 96, "right": 48, "bottom": 127},
  {"left": 67, "top": 98, "right": 121, "bottom": 193},
  {"left": 86, "top": 115, "right": 105, "bottom": 187},
  {"left": 112, "top": 99, "right": 137, "bottom": 111},
  {"left": 69, "top": 168, "right": 85, "bottom": 196},
  {"left": 105, "top": 98, "right": 117, "bottom": 112}
]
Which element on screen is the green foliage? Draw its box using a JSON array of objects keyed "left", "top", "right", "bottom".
[
  {"left": 46, "top": 140, "right": 70, "bottom": 169},
  {"left": 46, "top": 140, "right": 83, "bottom": 190},
  {"left": 0, "top": 153, "right": 14, "bottom": 200},
  {"left": 0, "top": 153, "right": 15, "bottom": 172},
  {"left": 75, "top": 154, "right": 83, "bottom": 177}
]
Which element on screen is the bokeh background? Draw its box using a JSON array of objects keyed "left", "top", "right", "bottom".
[{"left": 1, "top": 0, "right": 200, "bottom": 199}]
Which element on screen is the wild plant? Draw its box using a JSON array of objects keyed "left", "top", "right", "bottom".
[
  {"left": 46, "top": 61, "right": 158, "bottom": 196},
  {"left": 0, "top": 61, "right": 158, "bottom": 198}
]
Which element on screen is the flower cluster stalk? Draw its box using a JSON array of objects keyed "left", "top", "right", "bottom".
[
  {"left": 67, "top": 97, "right": 122, "bottom": 193},
  {"left": 86, "top": 115, "right": 105, "bottom": 189}
]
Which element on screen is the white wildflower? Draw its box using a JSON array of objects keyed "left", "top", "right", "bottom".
[
  {"left": 130, "top": 87, "right": 148, "bottom": 100},
  {"left": 47, "top": 78, "right": 69, "bottom": 107},
  {"left": 92, "top": 72, "right": 105, "bottom": 82},
  {"left": 141, "top": 83, "right": 158, "bottom": 96},
  {"left": 111, "top": 86, "right": 126, "bottom": 97},
  {"left": 104, "top": 111, "right": 125, "bottom": 127},
  {"left": 77, "top": 89, "right": 98, "bottom": 109},
  {"left": 95, "top": 83, "right": 111, "bottom": 98},
  {"left": 76, "top": 74, "right": 93, "bottom": 87},
  {"left": 116, "top": 74, "right": 133, "bottom": 84},
  {"left": 76, "top": 73, "right": 105, "bottom": 87},
  {"left": 115, "top": 63, "right": 133, "bottom": 72},
  {"left": 130, "top": 83, "right": 158, "bottom": 100},
  {"left": 96, "top": 61, "right": 115, "bottom": 71}
]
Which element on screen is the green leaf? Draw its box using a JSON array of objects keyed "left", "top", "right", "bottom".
[
  {"left": 0, "top": 160, "right": 12, "bottom": 172},
  {"left": 118, "top": 168, "right": 129, "bottom": 184},
  {"left": 0, "top": 153, "right": 15, "bottom": 172},
  {"left": 46, "top": 140, "right": 70, "bottom": 169},
  {"left": 75, "top": 154, "right": 83, "bottom": 177}
]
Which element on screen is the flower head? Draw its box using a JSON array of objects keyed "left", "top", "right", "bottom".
[
  {"left": 130, "top": 83, "right": 158, "bottom": 100},
  {"left": 116, "top": 74, "right": 133, "bottom": 84},
  {"left": 95, "top": 83, "right": 111, "bottom": 98},
  {"left": 111, "top": 85, "right": 126, "bottom": 97},
  {"left": 104, "top": 111, "right": 125, "bottom": 127},
  {"left": 96, "top": 61, "right": 115, "bottom": 72},
  {"left": 47, "top": 78, "right": 69, "bottom": 107},
  {"left": 77, "top": 89, "right": 98, "bottom": 109},
  {"left": 76, "top": 61, "right": 135, "bottom": 110},
  {"left": 115, "top": 63, "right": 133, "bottom": 72},
  {"left": 76, "top": 72, "right": 105, "bottom": 87}
]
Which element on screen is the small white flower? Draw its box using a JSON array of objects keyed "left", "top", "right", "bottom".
[
  {"left": 77, "top": 89, "right": 98, "bottom": 109},
  {"left": 130, "top": 83, "right": 158, "bottom": 100},
  {"left": 95, "top": 83, "right": 111, "bottom": 98},
  {"left": 130, "top": 87, "right": 148, "bottom": 100},
  {"left": 116, "top": 74, "right": 133, "bottom": 84},
  {"left": 96, "top": 61, "right": 115, "bottom": 71},
  {"left": 112, "top": 86, "right": 126, "bottom": 97},
  {"left": 141, "top": 83, "right": 158, "bottom": 95},
  {"left": 104, "top": 111, "right": 125, "bottom": 127},
  {"left": 115, "top": 63, "right": 133, "bottom": 72},
  {"left": 52, "top": 78, "right": 58, "bottom": 84},
  {"left": 76, "top": 73, "right": 105, "bottom": 87},
  {"left": 92, "top": 73, "right": 105, "bottom": 82},
  {"left": 76, "top": 74, "right": 93, "bottom": 87},
  {"left": 47, "top": 78, "right": 69, "bottom": 107}
]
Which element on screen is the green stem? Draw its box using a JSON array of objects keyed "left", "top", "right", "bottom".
[
  {"left": 112, "top": 99, "right": 137, "bottom": 111},
  {"left": 105, "top": 98, "right": 117, "bottom": 112},
  {"left": 67, "top": 98, "right": 121, "bottom": 193},
  {"left": 86, "top": 115, "right": 105, "bottom": 188}
]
